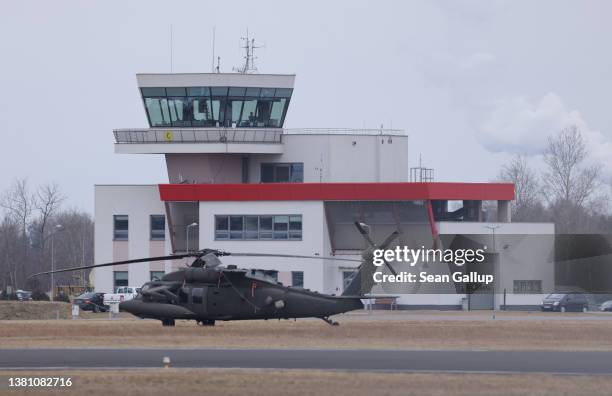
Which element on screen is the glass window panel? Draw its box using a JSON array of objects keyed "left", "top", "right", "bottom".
[
  {"left": 113, "top": 215, "right": 128, "bottom": 240},
  {"left": 255, "top": 99, "right": 272, "bottom": 126},
  {"left": 269, "top": 98, "right": 286, "bottom": 128},
  {"left": 261, "top": 164, "right": 274, "bottom": 182},
  {"left": 230, "top": 216, "right": 244, "bottom": 239},
  {"left": 245, "top": 216, "right": 259, "bottom": 239},
  {"left": 245, "top": 87, "right": 260, "bottom": 96},
  {"left": 190, "top": 97, "right": 213, "bottom": 126},
  {"left": 113, "top": 271, "right": 128, "bottom": 287},
  {"left": 141, "top": 87, "right": 166, "bottom": 97},
  {"left": 260, "top": 88, "right": 275, "bottom": 97},
  {"left": 150, "top": 215, "right": 165, "bottom": 240},
  {"left": 275, "top": 165, "right": 290, "bottom": 182},
  {"left": 291, "top": 271, "right": 304, "bottom": 287},
  {"left": 211, "top": 99, "right": 222, "bottom": 126},
  {"left": 215, "top": 216, "right": 229, "bottom": 230},
  {"left": 167, "top": 97, "right": 191, "bottom": 127},
  {"left": 192, "top": 287, "right": 203, "bottom": 304},
  {"left": 291, "top": 163, "right": 304, "bottom": 182},
  {"left": 166, "top": 87, "right": 186, "bottom": 96},
  {"left": 240, "top": 99, "right": 258, "bottom": 127},
  {"left": 145, "top": 98, "right": 171, "bottom": 127},
  {"left": 187, "top": 87, "right": 209, "bottom": 96},
  {"left": 259, "top": 216, "right": 273, "bottom": 239},
  {"left": 210, "top": 86, "right": 228, "bottom": 96},
  {"left": 229, "top": 100, "right": 244, "bottom": 125},
  {"left": 289, "top": 215, "right": 302, "bottom": 230},
  {"left": 150, "top": 271, "right": 165, "bottom": 281},
  {"left": 274, "top": 88, "right": 293, "bottom": 98},
  {"left": 228, "top": 87, "right": 246, "bottom": 96},
  {"left": 273, "top": 216, "right": 289, "bottom": 239}
]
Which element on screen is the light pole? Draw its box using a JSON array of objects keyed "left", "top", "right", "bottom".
[
  {"left": 50, "top": 224, "right": 64, "bottom": 301},
  {"left": 484, "top": 224, "right": 502, "bottom": 310},
  {"left": 186, "top": 222, "right": 198, "bottom": 253}
]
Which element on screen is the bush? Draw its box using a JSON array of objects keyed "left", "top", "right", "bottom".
[
  {"left": 53, "top": 292, "right": 70, "bottom": 303},
  {"left": 31, "top": 290, "right": 50, "bottom": 301}
]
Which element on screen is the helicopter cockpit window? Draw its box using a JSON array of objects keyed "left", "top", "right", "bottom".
[
  {"left": 179, "top": 288, "right": 189, "bottom": 304},
  {"left": 192, "top": 288, "right": 204, "bottom": 304}
]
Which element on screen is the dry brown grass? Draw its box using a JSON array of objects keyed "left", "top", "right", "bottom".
[
  {"left": 2, "top": 369, "right": 612, "bottom": 396},
  {"left": 2, "top": 316, "right": 612, "bottom": 350}
]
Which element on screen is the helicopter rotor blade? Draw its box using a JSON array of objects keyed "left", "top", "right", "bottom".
[
  {"left": 225, "top": 252, "right": 363, "bottom": 262},
  {"left": 27, "top": 253, "right": 195, "bottom": 279}
]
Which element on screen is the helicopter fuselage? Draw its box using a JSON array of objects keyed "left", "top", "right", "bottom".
[{"left": 119, "top": 267, "right": 363, "bottom": 324}]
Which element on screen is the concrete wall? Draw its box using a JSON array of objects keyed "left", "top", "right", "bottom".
[{"left": 93, "top": 185, "right": 179, "bottom": 293}]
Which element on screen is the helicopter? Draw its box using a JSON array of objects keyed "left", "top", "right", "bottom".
[{"left": 29, "top": 222, "right": 399, "bottom": 326}]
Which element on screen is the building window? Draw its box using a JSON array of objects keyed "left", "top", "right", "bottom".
[
  {"left": 113, "top": 271, "right": 128, "bottom": 288},
  {"left": 150, "top": 271, "right": 165, "bottom": 281},
  {"left": 292, "top": 271, "right": 304, "bottom": 288},
  {"left": 513, "top": 280, "right": 542, "bottom": 294},
  {"left": 150, "top": 215, "right": 165, "bottom": 240},
  {"left": 343, "top": 270, "right": 357, "bottom": 291},
  {"left": 215, "top": 215, "right": 302, "bottom": 240},
  {"left": 113, "top": 215, "right": 128, "bottom": 240},
  {"left": 261, "top": 163, "right": 304, "bottom": 183}
]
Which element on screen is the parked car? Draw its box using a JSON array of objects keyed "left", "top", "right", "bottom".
[
  {"left": 541, "top": 293, "right": 589, "bottom": 312},
  {"left": 73, "top": 292, "right": 108, "bottom": 313},
  {"left": 15, "top": 290, "right": 32, "bottom": 301},
  {"left": 600, "top": 300, "right": 612, "bottom": 312},
  {"left": 103, "top": 286, "right": 140, "bottom": 306}
]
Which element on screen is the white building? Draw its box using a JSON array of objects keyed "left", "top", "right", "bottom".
[{"left": 94, "top": 72, "right": 554, "bottom": 310}]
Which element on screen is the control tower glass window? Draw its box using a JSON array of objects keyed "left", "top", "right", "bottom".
[{"left": 141, "top": 87, "right": 292, "bottom": 128}]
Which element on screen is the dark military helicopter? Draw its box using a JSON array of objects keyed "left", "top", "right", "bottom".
[{"left": 30, "top": 222, "right": 399, "bottom": 326}]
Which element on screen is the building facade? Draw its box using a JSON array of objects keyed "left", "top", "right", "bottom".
[{"left": 94, "top": 72, "right": 554, "bottom": 310}]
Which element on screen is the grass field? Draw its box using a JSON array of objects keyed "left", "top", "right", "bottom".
[
  {"left": 2, "top": 369, "right": 612, "bottom": 396},
  {"left": 2, "top": 312, "right": 612, "bottom": 350}
]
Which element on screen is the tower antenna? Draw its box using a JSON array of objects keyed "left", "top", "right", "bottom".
[
  {"left": 233, "top": 29, "right": 260, "bottom": 74},
  {"left": 211, "top": 26, "right": 216, "bottom": 73},
  {"left": 169, "top": 24, "right": 173, "bottom": 73}
]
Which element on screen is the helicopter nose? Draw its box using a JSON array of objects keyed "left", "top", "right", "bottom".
[{"left": 119, "top": 299, "right": 137, "bottom": 313}]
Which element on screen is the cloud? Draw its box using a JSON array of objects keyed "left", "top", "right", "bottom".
[{"left": 477, "top": 93, "right": 612, "bottom": 176}]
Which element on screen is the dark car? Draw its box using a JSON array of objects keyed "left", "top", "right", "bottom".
[
  {"left": 15, "top": 290, "right": 32, "bottom": 301},
  {"left": 541, "top": 293, "right": 589, "bottom": 312},
  {"left": 73, "top": 292, "right": 107, "bottom": 313},
  {"left": 600, "top": 301, "right": 612, "bottom": 312}
]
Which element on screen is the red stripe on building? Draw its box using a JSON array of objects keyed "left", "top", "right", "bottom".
[{"left": 158, "top": 182, "right": 514, "bottom": 202}]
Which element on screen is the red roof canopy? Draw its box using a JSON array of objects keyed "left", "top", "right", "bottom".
[{"left": 158, "top": 182, "right": 514, "bottom": 202}]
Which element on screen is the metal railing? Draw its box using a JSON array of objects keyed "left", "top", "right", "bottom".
[
  {"left": 113, "top": 127, "right": 407, "bottom": 144},
  {"left": 113, "top": 128, "right": 283, "bottom": 144},
  {"left": 283, "top": 128, "right": 407, "bottom": 136}
]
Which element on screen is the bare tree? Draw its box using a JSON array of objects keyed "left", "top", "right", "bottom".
[
  {"left": 498, "top": 155, "right": 543, "bottom": 221},
  {"left": 543, "top": 125, "right": 603, "bottom": 232},
  {"left": 0, "top": 179, "right": 33, "bottom": 242},
  {"left": 33, "top": 183, "right": 65, "bottom": 250}
]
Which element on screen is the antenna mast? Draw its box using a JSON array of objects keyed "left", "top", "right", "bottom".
[{"left": 233, "top": 29, "right": 260, "bottom": 74}]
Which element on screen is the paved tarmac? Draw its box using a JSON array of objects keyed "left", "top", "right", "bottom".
[{"left": 1, "top": 349, "right": 612, "bottom": 374}]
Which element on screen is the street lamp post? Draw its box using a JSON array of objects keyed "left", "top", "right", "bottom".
[
  {"left": 484, "top": 224, "right": 502, "bottom": 310},
  {"left": 50, "top": 224, "right": 64, "bottom": 301},
  {"left": 186, "top": 222, "right": 198, "bottom": 253}
]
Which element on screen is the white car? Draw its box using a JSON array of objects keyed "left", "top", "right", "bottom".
[{"left": 103, "top": 286, "right": 140, "bottom": 305}]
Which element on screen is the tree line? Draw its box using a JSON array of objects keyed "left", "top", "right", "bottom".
[
  {"left": 497, "top": 125, "right": 612, "bottom": 233},
  {"left": 0, "top": 179, "right": 93, "bottom": 295}
]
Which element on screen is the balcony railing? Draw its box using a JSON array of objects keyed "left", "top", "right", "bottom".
[
  {"left": 113, "top": 128, "right": 407, "bottom": 144},
  {"left": 114, "top": 128, "right": 283, "bottom": 144}
]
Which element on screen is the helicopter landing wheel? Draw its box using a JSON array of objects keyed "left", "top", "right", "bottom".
[
  {"left": 321, "top": 317, "right": 339, "bottom": 326},
  {"left": 197, "top": 319, "right": 216, "bottom": 327},
  {"left": 161, "top": 318, "right": 175, "bottom": 327}
]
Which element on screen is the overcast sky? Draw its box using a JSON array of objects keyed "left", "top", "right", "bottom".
[{"left": 1, "top": 0, "right": 611, "bottom": 213}]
